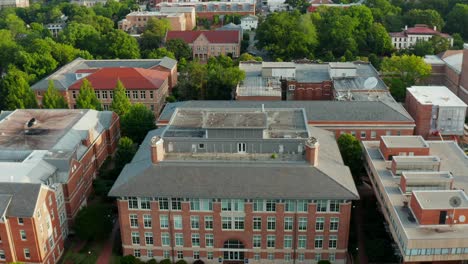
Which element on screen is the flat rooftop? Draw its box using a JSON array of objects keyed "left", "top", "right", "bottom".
[
  {"left": 401, "top": 171, "right": 452, "bottom": 180},
  {"left": 166, "top": 108, "right": 308, "bottom": 139},
  {"left": 407, "top": 86, "right": 467, "bottom": 107},
  {"left": 393, "top": 156, "right": 440, "bottom": 163},
  {"left": 381, "top": 136, "right": 428, "bottom": 148},
  {"left": 413, "top": 190, "right": 468, "bottom": 209}
]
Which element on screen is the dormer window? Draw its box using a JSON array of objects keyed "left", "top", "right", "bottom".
[
  {"left": 237, "top": 143, "right": 246, "bottom": 153},
  {"left": 198, "top": 143, "right": 205, "bottom": 149}
]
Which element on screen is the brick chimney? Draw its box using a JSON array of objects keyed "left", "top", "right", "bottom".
[
  {"left": 150, "top": 136, "right": 165, "bottom": 164},
  {"left": 460, "top": 43, "right": 468, "bottom": 91},
  {"left": 305, "top": 137, "right": 319, "bottom": 166}
]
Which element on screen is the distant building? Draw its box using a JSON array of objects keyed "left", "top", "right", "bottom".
[
  {"left": 46, "top": 23, "right": 66, "bottom": 38},
  {"left": 405, "top": 86, "right": 467, "bottom": 139},
  {"left": 240, "top": 14, "right": 258, "bottom": 30},
  {"left": 69, "top": 0, "right": 108, "bottom": 7},
  {"left": 0, "top": 0, "right": 29, "bottom": 8},
  {"left": 307, "top": 0, "right": 361, "bottom": 12},
  {"left": 389, "top": 24, "right": 453, "bottom": 50},
  {"left": 216, "top": 22, "right": 243, "bottom": 35},
  {"left": 423, "top": 43, "right": 468, "bottom": 105},
  {"left": 110, "top": 107, "right": 359, "bottom": 264},
  {"left": 158, "top": 100, "right": 415, "bottom": 141},
  {"left": 119, "top": 9, "right": 196, "bottom": 33},
  {"left": 159, "top": 6, "right": 196, "bottom": 30},
  {"left": 155, "top": 2, "right": 255, "bottom": 21},
  {"left": 363, "top": 135, "right": 468, "bottom": 263},
  {"left": 260, "top": 0, "right": 288, "bottom": 12},
  {"left": 31, "top": 57, "right": 178, "bottom": 115},
  {"left": 166, "top": 30, "right": 241, "bottom": 60}
]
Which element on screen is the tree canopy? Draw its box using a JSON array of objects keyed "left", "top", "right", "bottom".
[
  {"left": 110, "top": 79, "right": 131, "bottom": 116},
  {"left": 337, "top": 133, "right": 363, "bottom": 182},
  {"left": 73, "top": 203, "right": 113, "bottom": 241},
  {"left": 0, "top": 66, "right": 38, "bottom": 110},
  {"left": 42, "top": 80, "right": 68, "bottom": 108},
  {"left": 165, "top": 38, "right": 192, "bottom": 61},
  {"left": 121, "top": 103, "right": 156, "bottom": 144},
  {"left": 76, "top": 78, "right": 102, "bottom": 110},
  {"left": 140, "top": 18, "right": 171, "bottom": 51}
]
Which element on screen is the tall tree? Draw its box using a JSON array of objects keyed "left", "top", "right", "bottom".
[
  {"left": 140, "top": 18, "right": 171, "bottom": 51},
  {"left": 165, "top": 39, "right": 192, "bottom": 60},
  {"left": 121, "top": 103, "right": 156, "bottom": 144},
  {"left": 115, "top": 136, "right": 136, "bottom": 171},
  {"left": 42, "top": 80, "right": 68, "bottom": 109},
  {"left": 446, "top": 4, "right": 468, "bottom": 40},
  {"left": 76, "top": 78, "right": 102, "bottom": 110},
  {"left": 337, "top": 133, "right": 363, "bottom": 182},
  {"left": 144, "top": 47, "right": 175, "bottom": 59},
  {"left": 110, "top": 79, "right": 131, "bottom": 116},
  {"left": 404, "top": 9, "right": 445, "bottom": 31},
  {"left": 0, "top": 67, "right": 38, "bottom": 110},
  {"left": 102, "top": 29, "right": 140, "bottom": 59}
]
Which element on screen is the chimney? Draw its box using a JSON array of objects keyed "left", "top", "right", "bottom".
[
  {"left": 305, "top": 137, "right": 319, "bottom": 166},
  {"left": 433, "top": 26, "right": 437, "bottom": 31},
  {"left": 460, "top": 44, "right": 468, "bottom": 93},
  {"left": 150, "top": 136, "right": 165, "bottom": 164},
  {"left": 404, "top": 25, "right": 408, "bottom": 30}
]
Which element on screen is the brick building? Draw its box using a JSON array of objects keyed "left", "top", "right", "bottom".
[
  {"left": 0, "top": 0, "right": 28, "bottom": 8},
  {"left": 118, "top": 10, "right": 196, "bottom": 33},
  {"left": 166, "top": 31, "right": 241, "bottom": 60},
  {"left": 363, "top": 136, "right": 468, "bottom": 263},
  {"left": 31, "top": 57, "right": 177, "bottom": 115},
  {"left": 423, "top": 44, "right": 468, "bottom": 105},
  {"left": 155, "top": 2, "right": 255, "bottom": 20},
  {"left": 405, "top": 86, "right": 466, "bottom": 139},
  {"left": 158, "top": 100, "right": 415, "bottom": 141},
  {"left": 0, "top": 109, "right": 120, "bottom": 224},
  {"left": 389, "top": 24, "right": 453, "bottom": 50},
  {"left": 0, "top": 184, "right": 64, "bottom": 264},
  {"left": 109, "top": 107, "right": 359, "bottom": 264}
]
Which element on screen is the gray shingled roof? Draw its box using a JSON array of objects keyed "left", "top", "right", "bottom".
[
  {"left": 158, "top": 101, "right": 414, "bottom": 123},
  {"left": 0, "top": 183, "right": 41, "bottom": 217},
  {"left": 109, "top": 127, "right": 359, "bottom": 200}
]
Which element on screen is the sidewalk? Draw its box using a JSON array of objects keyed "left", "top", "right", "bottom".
[{"left": 96, "top": 219, "right": 120, "bottom": 264}]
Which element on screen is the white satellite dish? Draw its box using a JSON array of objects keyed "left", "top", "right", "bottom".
[
  {"left": 364, "top": 77, "right": 378, "bottom": 90},
  {"left": 450, "top": 196, "right": 462, "bottom": 208},
  {"left": 459, "top": 215, "right": 466, "bottom": 223}
]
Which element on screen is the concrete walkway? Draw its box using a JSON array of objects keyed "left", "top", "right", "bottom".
[{"left": 96, "top": 219, "right": 120, "bottom": 264}]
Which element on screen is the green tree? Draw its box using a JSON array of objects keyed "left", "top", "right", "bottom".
[
  {"left": 102, "top": 29, "right": 140, "bottom": 59},
  {"left": 285, "top": 0, "right": 310, "bottom": 13},
  {"left": 0, "top": 67, "right": 38, "bottom": 110},
  {"left": 73, "top": 204, "right": 113, "bottom": 241},
  {"left": 256, "top": 11, "right": 317, "bottom": 60},
  {"left": 140, "top": 18, "right": 171, "bottom": 51},
  {"left": 367, "top": 23, "right": 393, "bottom": 55},
  {"left": 337, "top": 133, "right": 362, "bottom": 181},
  {"left": 430, "top": 35, "right": 450, "bottom": 54},
  {"left": 404, "top": 9, "right": 445, "bottom": 31},
  {"left": 0, "top": 29, "right": 20, "bottom": 74},
  {"left": 446, "top": 4, "right": 468, "bottom": 39},
  {"left": 165, "top": 38, "right": 192, "bottom": 60},
  {"left": 121, "top": 103, "right": 156, "bottom": 144},
  {"left": 381, "top": 54, "right": 431, "bottom": 101},
  {"left": 146, "top": 259, "right": 157, "bottom": 264},
  {"left": 58, "top": 22, "right": 102, "bottom": 55},
  {"left": 452, "top": 33, "right": 464, "bottom": 49},
  {"left": 238, "top": 53, "right": 263, "bottom": 62},
  {"left": 115, "top": 137, "right": 137, "bottom": 171},
  {"left": 175, "top": 260, "right": 187, "bottom": 264},
  {"left": 410, "top": 40, "right": 435, "bottom": 56},
  {"left": 76, "top": 78, "right": 102, "bottom": 110},
  {"left": 144, "top": 47, "right": 175, "bottom": 59},
  {"left": 110, "top": 80, "right": 131, "bottom": 116},
  {"left": 174, "top": 61, "right": 207, "bottom": 100},
  {"left": 42, "top": 80, "right": 68, "bottom": 109},
  {"left": 159, "top": 259, "right": 171, "bottom": 264},
  {"left": 205, "top": 56, "right": 246, "bottom": 100}
]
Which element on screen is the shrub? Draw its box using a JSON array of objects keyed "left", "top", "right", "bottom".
[
  {"left": 175, "top": 260, "right": 188, "bottom": 264},
  {"left": 160, "top": 259, "right": 172, "bottom": 264},
  {"left": 147, "top": 259, "right": 158, "bottom": 264},
  {"left": 193, "top": 260, "right": 205, "bottom": 264},
  {"left": 317, "top": 261, "right": 331, "bottom": 264}
]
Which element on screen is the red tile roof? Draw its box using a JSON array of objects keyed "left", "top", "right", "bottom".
[
  {"left": 166, "top": 30, "right": 240, "bottom": 44},
  {"left": 390, "top": 25, "right": 452, "bottom": 38},
  {"left": 69, "top": 68, "right": 169, "bottom": 90}
]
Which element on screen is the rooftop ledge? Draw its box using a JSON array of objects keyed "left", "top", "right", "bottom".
[{"left": 163, "top": 152, "right": 305, "bottom": 162}]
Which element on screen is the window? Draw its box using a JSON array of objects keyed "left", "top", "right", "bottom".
[
  {"left": 329, "top": 235, "right": 337, "bottom": 249},
  {"left": 284, "top": 217, "right": 293, "bottom": 230},
  {"left": 254, "top": 253, "right": 260, "bottom": 260},
  {"left": 24, "top": 248, "right": 30, "bottom": 259},
  {"left": 145, "top": 232, "right": 154, "bottom": 245},
  {"left": 330, "top": 200, "right": 340, "bottom": 212},
  {"left": 149, "top": 91, "right": 154, "bottom": 99},
  {"left": 18, "top": 218, "right": 24, "bottom": 225},
  {"left": 109, "top": 91, "right": 113, "bottom": 99},
  {"left": 171, "top": 198, "right": 182, "bottom": 210},
  {"left": 95, "top": 91, "right": 100, "bottom": 99},
  {"left": 222, "top": 217, "right": 232, "bottom": 229},
  {"left": 190, "top": 199, "right": 200, "bottom": 210},
  {"left": 134, "top": 249, "right": 141, "bottom": 258},
  {"left": 72, "top": 91, "right": 77, "bottom": 99},
  {"left": 234, "top": 217, "right": 244, "bottom": 230},
  {"left": 298, "top": 217, "right": 307, "bottom": 231},
  {"left": 284, "top": 235, "right": 292, "bottom": 248},
  {"left": 316, "top": 200, "right": 327, "bottom": 212},
  {"left": 193, "top": 251, "right": 200, "bottom": 259},
  {"left": 237, "top": 142, "right": 246, "bottom": 153},
  {"left": 386, "top": 131, "right": 391, "bottom": 136},
  {"left": 160, "top": 215, "right": 169, "bottom": 228},
  {"left": 253, "top": 200, "right": 264, "bottom": 211},
  {"left": 205, "top": 234, "right": 214, "bottom": 247},
  {"left": 175, "top": 233, "right": 184, "bottom": 246},
  {"left": 284, "top": 253, "right": 291, "bottom": 262},
  {"left": 140, "top": 91, "right": 146, "bottom": 99},
  {"left": 266, "top": 200, "right": 276, "bottom": 211},
  {"left": 288, "top": 84, "right": 296, "bottom": 91},
  {"left": 128, "top": 197, "right": 138, "bottom": 209},
  {"left": 207, "top": 252, "right": 213, "bottom": 260},
  {"left": 351, "top": 131, "right": 356, "bottom": 137},
  {"left": 329, "top": 252, "right": 336, "bottom": 261},
  {"left": 298, "top": 235, "right": 307, "bottom": 249},
  {"left": 221, "top": 199, "right": 244, "bottom": 211},
  {"left": 143, "top": 215, "right": 152, "bottom": 228},
  {"left": 130, "top": 214, "right": 138, "bottom": 228},
  {"left": 371, "top": 131, "right": 377, "bottom": 139},
  {"left": 20, "top": 230, "right": 27, "bottom": 240},
  {"left": 330, "top": 217, "right": 339, "bottom": 231},
  {"left": 102, "top": 91, "right": 108, "bottom": 99},
  {"left": 192, "top": 234, "right": 200, "bottom": 246},
  {"left": 163, "top": 250, "right": 170, "bottom": 258},
  {"left": 205, "top": 216, "right": 213, "bottom": 229},
  {"left": 150, "top": 104, "right": 154, "bottom": 111},
  {"left": 177, "top": 251, "right": 183, "bottom": 259},
  {"left": 267, "top": 235, "right": 275, "bottom": 248},
  {"left": 315, "top": 253, "right": 321, "bottom": 261},
  {"left": 253, "top": 235, "right": 261, "bottom": 248},
  {"left": 360, "top": 131, "right": 366, "bottom": 138},
  {"left": 267, "top": 217, "right": 276, "bottom": 230},
  {"left": 285, "top": 200, "right": 295, "bottom": 212},
  {"left": 253, "top": 217, "right": 262, "bottom": 230},
  {"left": 147, "top": 250, "right": 153, "bottom": 258},
  {"left": 397, "top": 130, "right": 401, "bottom": 136},
  {"left": 131, "top": 232, "right": 140, "bottom": 245},
  {"left": 267, "top": 253, "right": 274, "bottom": 260},
  {"left": 140, "top": 198, "right": 151, "bottom": 209},
  {"left": 298, "top": 253, "right": 305, "bottom": 261},
  {"left": 161, "top": 233, "right": 170, "bottom": 246},
  {"left": 159, "top": 198, "right": 169, "bottom": 210},
  {"left": 315, "top": 235, "right": 323, "bottom": 249},
  {"left": 0, "top": 250, "right": 5, "bottom": 260},
  {"left": 191, "top": 216, "right": 200, "bottom": 229},
  {"left": 174, "top": 215, "right": 182, "bottom": 229},
  {"left": 316, "top": 217, "right": 324, "bottom": 231},
  {"left": 132, "top": 90, "right": 138, "bottom": 99}
]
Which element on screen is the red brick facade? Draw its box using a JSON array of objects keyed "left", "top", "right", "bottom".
[{"left": 405, "top": 91, "right": 433, "bottom": 139}]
